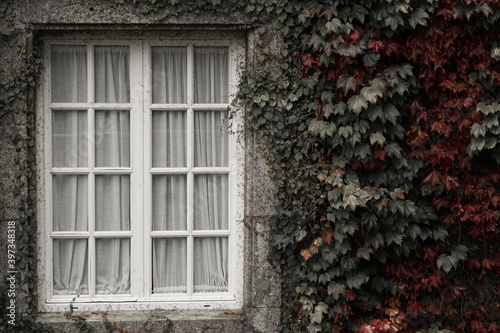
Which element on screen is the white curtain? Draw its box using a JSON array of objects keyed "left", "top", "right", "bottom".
[
  {"left": 194, "top": 47, "right": 229, "bottom": 103},
  {"left": 95, "top": 45, "right": 130, "bottom": 103},
  {"left": 51, "top": 45, "right": 131, "bottom": 295},
  {"left": 51, "top": 45, "right": 87, "bottom": 103},
  {"left": 151, "top": 47, "right": 229, "bottom": 293},
  {"left": 152, "top": 47, "right": 187, "bottom": 104}
]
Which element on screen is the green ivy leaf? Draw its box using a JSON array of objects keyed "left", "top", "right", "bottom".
[
  {"left": 336, "top": 74, "right": 357, "bottom": 93},
  {"left": 346, "top": 273, "right": 369, "bottom": 289},
  {"left": 437, "top": 254, "right": 458, "bottom": 273},
  {"left": 347, "top": 94, "right": 368, "bottom": 114},
  {"left": 363, "top": 51, "right": 380, "bottom": 67},
  {"left": 328, "top": 281, "right": 346, "bottom": 300},
  {"left": 325, "top": 18, "right": 342, "bottom": 33}
]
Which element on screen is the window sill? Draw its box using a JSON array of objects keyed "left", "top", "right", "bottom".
[{"left": 37, "top": 309, "right": 244, "bottom": 333}]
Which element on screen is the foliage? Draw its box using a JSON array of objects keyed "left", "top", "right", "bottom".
[
  {"left": 1, "top": 0, "right": 499, "bottom": 332},
  {"left": 236, "top": 0, "right": 500, "bottom": 332}
]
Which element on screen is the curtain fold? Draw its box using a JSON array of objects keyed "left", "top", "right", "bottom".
[
  {"left": 194, "top": 47, "right": 229, "bottom": 103},
  {"left": 152, "top": 111, "right": 186, "bottom": 167},
  {"left": 52, "top": 45, "right": 131, "bottom": 295},
  {"left": 95, "top": 46, "right": 130, "bottom": 103},
  {"left": 153, "top": 238, "right": 187, "bottom": 293},
  {"left": 152, "top": 47, "right": 187, "bottom": 104},
  {"left": 51, "top": 45, "right": 87, "bottom": 103}
]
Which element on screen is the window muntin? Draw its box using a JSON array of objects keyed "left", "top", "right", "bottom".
[{"left": 41, "top": 38, "right": 243, "bottom": 309}]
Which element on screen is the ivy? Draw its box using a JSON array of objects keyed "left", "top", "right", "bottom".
[{"left": 2, "top": 0, "right": 500, "bottom": 332}]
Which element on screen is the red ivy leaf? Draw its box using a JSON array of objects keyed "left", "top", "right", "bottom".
[
  {"left": 423, "top": 169, "right": 441, "bottom": 188},
  {"left": 322, "top": 227, "right": 335, "bottom": 244},
  {"left": 374, "top": 149, "right": 387, "bottom": 161},
  {"left": 345, "top": 289, "right": 356, "bottom": 301},
  {"left": 368, "top": 39, "right": 385, "bottom": 53},
  {"left": 300, "top": 248, "right": 312, "bottom": 261},
  {"left": 406, "top": 300, "right": 424, "bottom": 317},
  {"left": 426, "top": 302, "right": 441, "bottom": 317},
  {"left": 487, "top": 322, "right": 500, "bottom": 333}
]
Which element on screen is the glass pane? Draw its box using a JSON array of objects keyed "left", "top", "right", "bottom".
[
  {"left": 95, "top": 175, "right": 130, "bottom": 231},
  {"left": 194, "top": 111, "right": 228, "bottom": 167},
  {"left": 53, "top": 175, "right": 88, "bottom": 231},
  {"left": 152, "top": 111, "right": 186, "bottom": 167},
  {"left": 152, "top": 47, "right": 187, "bottom": 104},
  {"left": 51, "top": 45, "right": 87, "bottom": 103},
  {"left": 52, "top": 110, "right": 87, "bottom": 167},
  {"left": 53, "top": 239, "right": 88, "bottom": 295},
  {"left": 95, "top": 45, "right": 130, "bottom": 103},
  {"left": 96, "top": 239, "right": 130, "bottom": 294},
  {"left": 194, "top": 237, "right": 228, "bottom": 292},
  {"left": 152, "top": 175, "right": 187, "bottom": 230},
  {"left": 95, "top": 110, "right": 130, "bottom": 167},
  {"left": 194, "top": 174, "right": 228, "bottom": 230},
  {"left": 153, "top": 238, "right": 187, "bottom": 293},
  {"left": 194, "top": 47, "right": 229, "bottom": 103}
]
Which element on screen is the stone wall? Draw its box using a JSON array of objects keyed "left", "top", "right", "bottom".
[{"left": 0, "top": 0, "right": 281, "bottom": 331}]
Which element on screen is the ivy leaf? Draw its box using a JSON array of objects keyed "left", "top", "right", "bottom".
[
  {"left": 328, "top": 282, "right": 346, "bottom": 300},
  {"left": 336, "top": 74, "right": 357, "bottom": 93},
  {"left": 322, "top": 227, "right": 335, "bottom": 244},
  {"left": 351, "top": 5, "right": 368, "bottom": 24},
  {"left": 470, "top": 123, "right": 486, "bottom": 138},
  {"left": 325, "top": 18, "right": 342, "bottom": 33},
  {"left": 301, "top": 248, "right": 313, "bottom": 261},
  {"left": 309, "top": 34, "right": 324, "bottom": 51},
  {"left": 369, "top": 132, "right": 386, "bottom": 146},
  {"left": 346, "top": 273, "right": 368, "bottom": 289},
  {"left": 309, "top": 119, "right": 335, "bottom": 139},
  {"left": 408, "top": 8, "right": 429, "bottom": 29},
  {"left": 451, "top": 245, "right": 468, "bottom": 261},
  {"left": 363, "top": 51, "right": 380, "bottom": 67},
  {"left": 347, "top": 94, "right": 368, "bottom": 114},
  {"left": 437, "top": 254, "right": 458, "bottom": 273},
  {"left": 311, "top": 302, "right": 328, "bottom": 324},
  {"left": 0, "top": 21, "right": 14, "bottom": 36},
  {"left": 333, "top": 102, "right": 347, "bottom": 115},
  {"left": 356, "top": 247, "right": 372, "bottom": 260}
]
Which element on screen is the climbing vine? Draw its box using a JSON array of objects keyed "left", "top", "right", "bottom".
[{"left": 1, "top": 0, "right": 499, "bottom": 332}]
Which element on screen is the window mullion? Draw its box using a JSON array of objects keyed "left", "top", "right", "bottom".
[
  {"left": 130, "top": 41, "right": 145, "bottom": 299},
  {"left": 88, "top": 43, "right": 96, "bottom": 298},
  {"left": 186, "top": 44, "right": 194, "bottom": 296}
]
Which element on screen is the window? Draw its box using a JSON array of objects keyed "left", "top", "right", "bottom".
[{"left": 38, "top": 35, "right": 244, "bottom": 311}]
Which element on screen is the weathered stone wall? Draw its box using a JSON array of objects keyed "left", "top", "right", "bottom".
[{"left": 0, "top": 0, "right": 281, "bottom": 331}]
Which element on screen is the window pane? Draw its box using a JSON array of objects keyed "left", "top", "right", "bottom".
[
  {"left": 194, "top": 111, "right": 228, "bottom": 167},
  {"left": 53, "top": 239, "right": 88, "bottom": 295},
  {"left": 194, "top": 237, "right": 228, "bottom": 292},
  {"left": 53, "top": 175, "right": 88, "bottom": 231},
  {"left": 153, "top": 238, "right": 187, "bottom": 293},
  {"left": 152, "top": 111, "right": 186, "bottom": 167},
  {"left": 152, "top": 47, "right": 187, "bottom": 104},
  {"left": 51, "top": 45, "right": 87, "bottom": 103},
  {"left": 194, "top": 47, "right": 229, "bottom": 103},
  {"left": 152, "top": 175, "right": 187, "bottom": 230},
  {"left": 95, "top": 110, "right": 130, "bottom": 167},
  {"left": 194, "top": 174, "right": 228, "bottom": 230},
  {"left": 95, "top": 175, "right": 130, "bottom": 231},
  {"left": 95, "top": 46, "right": 130, "bottom": 103},
  {"left": 96, "top": 239, "right": 130, "bottom": 294},
  {"left": 52, "top": 110, "right": 87, "bottom": 167}
]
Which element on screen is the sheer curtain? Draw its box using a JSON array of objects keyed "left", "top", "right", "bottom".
[
  {"left": 51, "top": 45, "right": 89, "bottom": 294},
  {"left": 151, "top": 47, "right": 188, "bottom": 293},
  {"left": 51, "top": 45, "right": 131, "bottom": 295},
  {"left": 151, "top": 46, "right": 230, "bottom": 293},
  {"left": 94, "top": 45, "right": 131, "bottom": 294},
  {"left": 193, "top": 47, "right": 229, "bottom": 292}
]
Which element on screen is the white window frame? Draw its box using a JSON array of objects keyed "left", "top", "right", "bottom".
[{"left": 36, "top": 32, "right": 245, "bottom": 312}]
